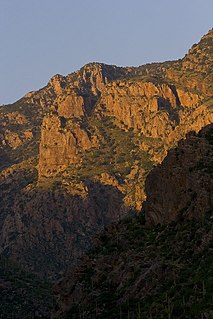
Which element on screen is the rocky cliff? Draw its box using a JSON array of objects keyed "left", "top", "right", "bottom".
[{"left": 0, "top": 29, "right": 212, "bottom": 277}]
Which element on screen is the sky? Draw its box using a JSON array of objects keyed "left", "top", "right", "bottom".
[{"left": 0, "top": 0, "right": 212, "bottom": 104}]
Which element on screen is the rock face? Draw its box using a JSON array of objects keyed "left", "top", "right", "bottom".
[
  {"left": 99, "top": 80, "right": 204, "bottom": 141},
  {"left": 39, "top": 115, "right": 78, "bottom": 173},
  {"left": 144, "top": 124, "right": 213, "bottom": 224},
  {"left": 0, "top": 29, "right": 212, "bottom": 277},
  {"left": 38, "top": 115, "right": 97, "bottom": 177},
  {"left": 58, "top": 93, "right": 85, "bottom": 118}
]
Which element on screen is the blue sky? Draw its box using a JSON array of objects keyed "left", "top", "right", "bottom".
[{"left": 0, "top": 0, "right": 212, "bottom": 104}]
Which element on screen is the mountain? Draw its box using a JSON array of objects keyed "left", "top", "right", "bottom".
[
  {"left": 0, "top": 29, "right": 212, "bottom": 278},
  {"left": 53, "top": 124, "right": 213, "bottom": 319}
]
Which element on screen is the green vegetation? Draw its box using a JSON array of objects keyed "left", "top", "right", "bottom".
[
  {"left": 78, "top": 116, "right": 154, "bottom": 180},
  {"left": 6, "top": 140, "right": 40, "bottom": 167},
  {"left": 0, "top": 98, "right": 43, "bottom": 127}
]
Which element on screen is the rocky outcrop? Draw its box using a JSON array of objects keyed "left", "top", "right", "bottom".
[
  {"left": 144, "top": 125, "right": 213, "bottom": 224},
  {"left": 38, "top": 114, "right": 94, "bottom": 177},
  {"left": 57, "top": 93, "right": 85, "bottom": 118},
  {"left": 3, "top": 130, "right": 22, "bottom": 149},
  {"left": 0, "top": 112, "right": 28, "bottom": 149},
  {"left": 99, "top": 80, "right": 207, "bottom": 143},
  {"left": 38, "top": 115, "right": 79, "bottom": 177},
  {"left": 48, "top": 74, "right": 66, "bottom": 96},
  {"left": 78, "top": 63, "right": 129, "bottom": 95}
]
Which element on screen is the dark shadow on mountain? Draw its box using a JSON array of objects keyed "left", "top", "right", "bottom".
[
  {"left": 0, "top": 148, "right": 10, "bottom": 171},
  {"left": 169, "top": 84, "right": 181, "bottom": 105},
  {"left": 157, "top": 97, "right": 181, "bottom": 124},
  {"left": 143, "top": 123, "right": 213, "bottom": 225},
  {"left": 0, "top": 175, "right": 127, "bottom": 280}
]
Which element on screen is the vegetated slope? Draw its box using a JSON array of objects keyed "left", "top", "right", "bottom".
[
  {"left": 0, "top": 257, "right": 54, "bottom": 319},
  {"left": 0, "top": 29, "right": 212, "bottom": 277},
  {"left": 54, "top": 125, "right": 213, "bottom": 319}
]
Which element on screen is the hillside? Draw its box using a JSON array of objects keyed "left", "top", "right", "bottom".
[
  {"left": 55, "top": 214, "right": 213, "bottom": 319},
  {"left": 54, "top": 124, "right": 213, "bottom": 319},
  {"left": 0, "top": 29, "right": 212, "bottom": 278},
  {"left": 0, "top": 257, "right": 54, "bottom": 318}
]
